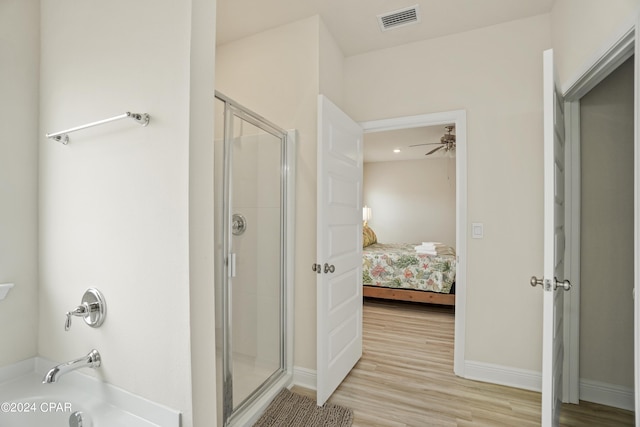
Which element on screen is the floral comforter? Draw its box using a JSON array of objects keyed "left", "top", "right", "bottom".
[{"left": 362, "top": 243, "right": 456, "bottom": 294}]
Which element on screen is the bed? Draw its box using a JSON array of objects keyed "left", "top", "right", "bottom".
[{"left": 362, "top": 226, "right": 456, "bottom": 306}]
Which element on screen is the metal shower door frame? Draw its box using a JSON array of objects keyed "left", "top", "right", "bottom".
[{"left": 216, "top": 91, "right": 290, "bottom": 427}]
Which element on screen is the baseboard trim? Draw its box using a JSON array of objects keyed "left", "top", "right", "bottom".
[
  {"left": 464, "top": 360, "right": 542, "bottom": 392},
  {"left": 464, "top": 361, "right": 634, "bottom": 412},
  {"left": 293, "top": 366, "right": 316, "bottom": 391},
  {"left": 580, "top": 379, "right": 634, "bottom": 411}
]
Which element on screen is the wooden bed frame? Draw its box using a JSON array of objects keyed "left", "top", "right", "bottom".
[{"left": 363, "top": 285, "right": 455, "bottom": 306}]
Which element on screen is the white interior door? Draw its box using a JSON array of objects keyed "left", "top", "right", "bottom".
[
  {"left": 539, "top": 48, "right": 571, "bottom": 427},
  {"left": 316, "top": 95, "right": 363, "bottom": 406}
]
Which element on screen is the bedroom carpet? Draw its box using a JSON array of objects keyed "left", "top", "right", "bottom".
[{"left": 253, "top": 388, "right": 353, "bottom": 427}]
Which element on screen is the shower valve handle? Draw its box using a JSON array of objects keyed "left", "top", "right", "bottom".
[
  {"left": 65, "top": 303, "right": 89, "bottom": 331},
  {"left": 64, "top": 289, "right": 107, "bottom": 331}
]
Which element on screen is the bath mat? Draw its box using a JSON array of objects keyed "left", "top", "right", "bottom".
[{"left": 253, "top": 388, "right": 353, "bottom": 427}]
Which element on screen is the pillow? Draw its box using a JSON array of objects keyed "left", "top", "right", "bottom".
[{"left": 363, "top": 224, "right": 377, "bottom": 248}]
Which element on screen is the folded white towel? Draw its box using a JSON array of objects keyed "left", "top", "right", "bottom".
[
  {"left": 415, "top": 242, "right": 443, "bottom": 250},
  {"left": 416, "top": 248, "right": 438, "bottom": 255},
  {"left": 415, "top": 243, "right": 456, "bottom": 257},
  {"left": 420, "top": 242, "right": 443, "bottom": 248}
]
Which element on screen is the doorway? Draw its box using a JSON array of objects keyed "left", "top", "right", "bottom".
[
  {"left": 359, "top": 124, "right": 458, "bottom": 407},
  {"left": 573, "top": 56, "right": 635, "bottom": 411},
  {"left": 314, "top": 99, "right": 467, "bottom": 404},
  {"left": 360, "top": 110, "right": 468, "bottom": 376},
  {"left": 559, "top": 24, "right": 638, "bottom": 419}
]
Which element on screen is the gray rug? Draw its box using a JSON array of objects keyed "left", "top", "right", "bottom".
[{"left": 253, "top": 388, "right": 353, "bottom": 427}]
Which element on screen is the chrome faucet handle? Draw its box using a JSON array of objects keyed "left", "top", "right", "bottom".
[
  {"left": 65, "top": 303, "right": 89, "bottom": 331},
  {"left": 64, "top": 289, "right": 107, "bottom": 331}
]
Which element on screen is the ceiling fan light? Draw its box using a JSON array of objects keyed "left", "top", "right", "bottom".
[{"left": 434, "top": 125, "right": 456, "bottom": 155}]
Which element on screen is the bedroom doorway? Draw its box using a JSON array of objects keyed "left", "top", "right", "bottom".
[
  {"left": 360, "top": 110, "right": 468, "bottom": 376},
  {"left": 362, "top": 125, "right": 457, "bottom": 305}
]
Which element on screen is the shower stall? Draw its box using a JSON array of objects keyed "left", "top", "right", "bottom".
[{"left": 214, "top": 92, "right": 295, "bottom": 426}]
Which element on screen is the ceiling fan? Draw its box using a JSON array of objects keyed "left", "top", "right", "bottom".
[{"left": 410, "top": 125, "right": 456, "bottom": 156}]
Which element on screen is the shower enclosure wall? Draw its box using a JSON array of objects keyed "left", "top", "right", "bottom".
[{"left": 214, "top": 93, "right": 295, "bottom": 426}]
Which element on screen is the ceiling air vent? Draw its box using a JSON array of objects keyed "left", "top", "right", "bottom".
[{"left": 377, "top": 5, "right": 420, "bottom": 32}]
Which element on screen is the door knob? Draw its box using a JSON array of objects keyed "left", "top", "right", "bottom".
[
  {"left": 530, "top": 276, "right": 551, "bottom": 290},
  {"left": 531, "top": 276, "right": 571, "bottom": 291},
  {"left": 530, "top": 276, "right": 543, "bottom": 288},
  {"left": 554, "top": 277, "right": 571, "bottom": 291}
]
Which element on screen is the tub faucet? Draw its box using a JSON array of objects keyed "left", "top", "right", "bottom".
[{"left": 42, "top": 349, "right": 101, "bottom": 384}]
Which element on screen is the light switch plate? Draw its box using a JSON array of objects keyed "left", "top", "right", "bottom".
[{"left": 472, "top": 223, "right": 484, "bottom": 239}]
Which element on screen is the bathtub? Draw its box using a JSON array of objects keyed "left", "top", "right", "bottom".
[
  {"left": 0, "top": 358, "right": 180, "bottom": 427},
  {"left": 0, "top": 391, "right": 88, "bottom": 427}
]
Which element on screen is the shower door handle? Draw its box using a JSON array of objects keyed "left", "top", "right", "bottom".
[{"left": 228, "top": 253, "right": 237, "bottom": 278}]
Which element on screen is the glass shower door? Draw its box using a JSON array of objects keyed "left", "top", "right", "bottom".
[
  {"left": 227, "top": 111, "right": 283, "bottom": 408},
  {"left": 217, "top": 96, "right": 287, "bottom": 425}
]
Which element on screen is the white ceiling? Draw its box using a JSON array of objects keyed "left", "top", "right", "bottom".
[
  {"left": 216, "top": 0, "right": 555, "bottom": 56},
  {"left": 364, "top": 125, "right": 454, "bottom": 162}
]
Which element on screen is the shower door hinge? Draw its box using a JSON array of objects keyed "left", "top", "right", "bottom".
[{"left": 228, "top": 253, "right": 237, "bottom": 278}]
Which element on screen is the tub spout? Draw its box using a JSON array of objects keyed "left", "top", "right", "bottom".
[{"left": 42, "top": 349, "right": 101, "bottom": 384}]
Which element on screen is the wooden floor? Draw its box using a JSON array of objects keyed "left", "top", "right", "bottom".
[{"left": 293, "top": 299, "right": 634, "bottom": 426}]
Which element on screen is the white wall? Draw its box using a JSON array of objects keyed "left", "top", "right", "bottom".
[
  {"left": 551, "top": 0, "right": 640, "bottom": 88},
  {"left": 345, "top": 15, "right": 551, "bottom": 371},
  {"left": 0, "top": 0, "right": 39, "bottom": 367},
  {"left": 38, "top": 1, "right": 215, "bottom": 424},
  {"left": 188, "top": 0, "right": 217, "bottom": 424},
  {"left": 580, "top": 57, "right": 634, "bottom": 390},
  {"left": 319, "top": 19, "right": 345, "bottom": 108},
  {"left": 363, "top": 159, "right": 456, "bottom": 247}
]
